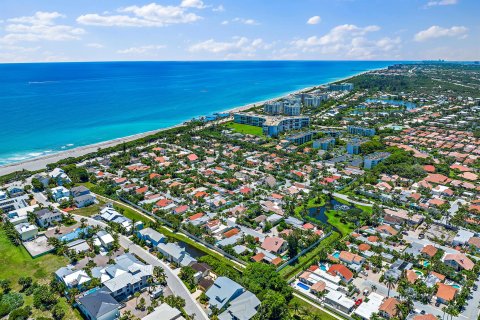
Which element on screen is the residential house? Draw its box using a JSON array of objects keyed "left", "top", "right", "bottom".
[
  {"left": 49, "top": 168, "right": 71, "bottom": 185},
  {"left": 6, "top": 204, "right": 38, "bottom": 225},
  {"left": 50, "top": 186, "right": 70, "bottom": 202},
  {"left": 324, "top": 290, "right": 355, "bottom": 314},
  {"left": 328, "top": 264, "right": 354, "bottom": 283},
  {"left": 218, "top": 290, "right": 260, "bottom": 320},
  {"left": 75, "top": 194, "right": 96, "bottom": 208},
  {"left": 95, "top": 231, "right": 114, "bottom": 249},
  {"left": 261, "top": 236, "right": 287, "bottom": 254},
  {"left": 77, "top": 288, "right": 121, "bottom": 320},
  {"left": 157, "top": 242, "right": 197, "bottom": 267},
  {"left": 55, "top": 266, "right": 91, "bottom": 289},
  {"left": 206, "top": 277, "right": 244, "bottom": 312},
  {"left": 378, "top": 297, "right": 399, "bottom": 319},
  {"left": 14, "top": 223, "right": 38, "bottom": 241},
  {"left": 443, "top": 253, "right": 474, "bottom": 271},
  {"left": 143, "top": 304, "right": 183, "bottom": 320},
  {"left": 436, "top": 283, "right": 457, "bottom": 304},
  {"left": 137, "top": 227, "right": 166, "bottom": 247},
  {"left": 102, "top": 253, "right": 153, "bottom": 300},
  {"left": 71, "top": 186, "right": 91, "bottom": 198},
  {"left": 35, "top": 209, "right": 63, "bottom": 227}
]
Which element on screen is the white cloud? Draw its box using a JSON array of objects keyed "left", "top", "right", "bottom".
[
  {"left": 212, "top": 5, "right": 225, "bottom": 12},
  {"left": 180, "top": 0, "right": 205, "bottom": 8},
  {"left": 414, "top": 25, "right": 467, "bottom": 41},
  {"left": 1, "top": 11, "right": 85, "bottom": 43},
  {"left": 77, "top": 2, "right": 203, "bottom": 27},
  {"left": 189, "top": 36, "right": 271, "bottom": 56},
  {"left": 426, "top": 0, "right": 458, "bottom": 7},
  {"left": 290, "top": 24, "right": 400, "bottom": 59},
  {"left": 307, "top": 16, "right": 321, "bottom": 25},
  {"left": 292, "top": 24, "right": 380, "bottom": 48},
  {"left": 222, "top": 17, "right": 259, "bottom": 25},
  {"left": 117, "top": 45, "right": 166, "bottom": 54},
  {"left": 86, "top": 42, "right": 104, "bottom": 48}
]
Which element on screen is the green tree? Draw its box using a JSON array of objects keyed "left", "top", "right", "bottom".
[
  {"left": 52, "top": 304, "right": 65, "bottom": 320},
  {"left": 257, "top": 290, "right": 288, "bottom": 320}
]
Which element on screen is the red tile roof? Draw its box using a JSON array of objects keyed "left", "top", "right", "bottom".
[{"left": 328, "top": 264, "right": 353, "bottom": 282}]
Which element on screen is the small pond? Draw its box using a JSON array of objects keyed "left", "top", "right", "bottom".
[
  {"left": 177, "top": 240, "right": 206, "bottom": 259},
  {"left": 307, "top": 199, "right": 354, "bottom": 232}
]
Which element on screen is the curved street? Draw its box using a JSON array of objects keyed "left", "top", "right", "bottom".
[{"left": 72, "top": 214, "right": 209, "bottom": 320}]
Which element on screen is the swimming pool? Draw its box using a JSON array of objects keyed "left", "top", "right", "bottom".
[
  {"left": 59, "top": 227, "right": 90, "bottom": 242},
  {"left": 423, "top": 261, "right": 430, "bottom": 267},
  {"left": 452, "top": 284, "right": 461, "bottom": 289},
  {"left": 297, "top": 282, "right": 310, "bottom": 291},
  {"left": 320, "top": 264, "right": 327, "bottom": 271},
  {"left": 415, "top": 270, "right": 423, "bottom": 276},
  {"left": 332, "top": 252, "right": 340, "bottom": 259}
]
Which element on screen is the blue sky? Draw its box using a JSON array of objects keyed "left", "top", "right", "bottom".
[{"left": 0, "top": 0, "right": 479, "bottom": 62}]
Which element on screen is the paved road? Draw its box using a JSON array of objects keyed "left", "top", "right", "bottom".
[
  {"left": 332, "top": 192, "right": 373, "bottom": 207},
  {"left": 72, "top": 215, "right": 209, "bottom": 320}
]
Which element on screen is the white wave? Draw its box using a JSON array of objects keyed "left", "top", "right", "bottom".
[{"left": 28, "top": 81, "right": 59, "bottom": 84}]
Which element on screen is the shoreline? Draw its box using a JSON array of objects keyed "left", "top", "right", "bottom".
[{"left": 0, "top": 67, "right": 382, "bottom": 177}]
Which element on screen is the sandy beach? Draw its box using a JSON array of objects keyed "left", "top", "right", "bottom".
[{"left": 0, "top": 69, "right": 377, "bottom": 177}]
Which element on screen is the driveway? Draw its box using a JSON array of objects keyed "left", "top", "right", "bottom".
[{"left": 72, "top": 214, "right": 209, "bottom": 320}]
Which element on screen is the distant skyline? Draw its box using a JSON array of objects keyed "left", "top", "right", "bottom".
[{"left": 0, "top": 0, "right": 479, "bottom": 62}]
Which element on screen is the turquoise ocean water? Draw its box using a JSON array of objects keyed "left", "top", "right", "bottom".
[{"left": 0, "top": 61, "right": 396, "bottom": 165}]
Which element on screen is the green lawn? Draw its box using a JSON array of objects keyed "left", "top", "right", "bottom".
[
  {"left": 333, "top": 196, "right": 373, "bottom": 214},
  {"left": 223, "top": 122, "right": 264, "bottom": 136},
  {"left": 325, "top": 210, "right": 355, "bottom": 236},
  {"left": 289, "top": 296, "right": 341, "bottom": 320},
  {"left": 72, "top": 200, "right": 105, "bottom": 217},
  {"left": 0, "top": 229, "right": 82, "bottom": 319}
]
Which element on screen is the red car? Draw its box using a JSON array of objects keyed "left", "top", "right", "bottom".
[{"left": 355, "top": 299, "right": 363, "bottom": 306}]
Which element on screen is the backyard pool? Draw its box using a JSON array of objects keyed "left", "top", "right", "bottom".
[
  {"left": 332, "top": 251, "right": 340, "bottom": 259},
  {"left": 423, "top": 261, "right": 430, "bottom": 267},
  {"left": 297, "top": 282, "right": 310, "bottom": 291},
  {"left": 319, "top": 264, "right": 328, "bottom": 271},
  {"left": 59, "top": 227, "right": 90, "bottom": 242}
]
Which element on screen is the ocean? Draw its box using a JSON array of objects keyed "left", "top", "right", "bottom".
[{"left": 0, "top": 61, "right": 396, "bottom": 166}]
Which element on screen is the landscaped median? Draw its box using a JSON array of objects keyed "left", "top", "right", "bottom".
[{"left": 279, "top": 231, "right": 341, "bottom": 280}]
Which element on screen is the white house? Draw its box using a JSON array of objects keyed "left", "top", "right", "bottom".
[
  {"left": 50, "top": 186, "right": 70, "bottom": 202},
  {"left": 14, "top": 223, "right": 38, "bottom": 241},
  {"left": 49, "top": 168, "right": 71, "bottom": 185}
]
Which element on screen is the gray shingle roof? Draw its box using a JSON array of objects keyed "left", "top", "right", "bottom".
[{"left": 78, "top": 288, "right": 120, "bottom": 318}]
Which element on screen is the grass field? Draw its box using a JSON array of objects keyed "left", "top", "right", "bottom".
[
  {"left": 224, "top": 122, "right": 264, "bottom": 136},
  {"left": 289, "top": 296, "right": 340, "bottom": 320},
  {"left": 0, "top": 229, "right": 82, "bottom": 319},
  {"left": 333, "top": 196, "right": 373, "bottom": 214},
  {"left": 325, "top": 210, "right": 354, "bottom": 236}
]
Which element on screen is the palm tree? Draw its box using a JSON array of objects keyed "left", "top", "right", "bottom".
[
  {"left": 290, "top": 300, "right": 300, "bottom": 316},
  {"left": 314, "top": 290, "right": 327, "bottom": 302},
  {"left": 384, "top": 275, "right": 396, "bottom": 297},
  {"left": 154, "top": 266, "right": 167, "bottom": 285},
  {"left": 134, "top": 291, "right": 141, "bottom": 307}
]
